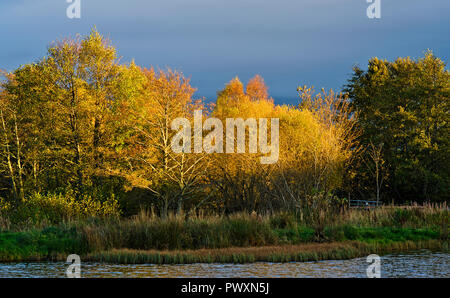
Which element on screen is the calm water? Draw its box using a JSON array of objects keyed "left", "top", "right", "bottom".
[{"left": 0, "top": 250, "right": 448, "bottom": 278}]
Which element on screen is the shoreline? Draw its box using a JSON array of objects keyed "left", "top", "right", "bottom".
[
  {"left": 1, "top": 240, "right": 446, "bottom": 264},
  {"left": 84, "top": 240, "right": 449, "bottom": 265}
]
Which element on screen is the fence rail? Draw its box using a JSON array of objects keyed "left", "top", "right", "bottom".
[{"left": 349, "top": 200, "right": 380, "bottom": 208}]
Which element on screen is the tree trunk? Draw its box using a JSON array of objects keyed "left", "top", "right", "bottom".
[
  {"left": 0, "top": 110, "right": 18, "bottom": 201},
  {"left": 14, "top": 115, "right": 25, "bottom": 201}
]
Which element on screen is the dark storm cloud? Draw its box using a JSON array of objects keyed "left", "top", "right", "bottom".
[{"left": 0, "top": 0, "right": 449, "bottom": 103}]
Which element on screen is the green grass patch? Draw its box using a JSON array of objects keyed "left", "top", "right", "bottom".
[
  {"left": 0, "top": 227, "right": 86, "bottom": 261},
  {"left": 324, "top": 226, "right": 442, "bottom": 243}
]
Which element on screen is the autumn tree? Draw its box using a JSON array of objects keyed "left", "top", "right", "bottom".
[
  {"left": 0, "top": 29, "right": 128, "bottom": 201},
  {"left": 210, "top": 76, "right": 360, "bottom": 213},
  {"left": 268, "top": 87, "right": 359, "bottom": 211},
  {"left": 114, "top": 68, "right": 208, "bottom": 217},
  {"left": 211, "top": 76, "right": 279, "bottom": 213},
  {"left": 0, "top": 64, "right": 57, "bottom": 202},
  {"left": 246, "top": 75, "right": 270, "bottom": 102}
]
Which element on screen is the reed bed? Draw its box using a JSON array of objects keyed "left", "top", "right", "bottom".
[
  {"left": 76, "top": 204, "right": 448, "bottom": 252},
  {"left": 86, "top": 240, "right": 448, "bottom": 264},
  {"left": 0, "top": 204, "right": 448, "bottom": 263}
]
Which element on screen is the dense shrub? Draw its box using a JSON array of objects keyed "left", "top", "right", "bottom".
[{"left": 3, "top": 192, "right": 120, "bottom": 227}]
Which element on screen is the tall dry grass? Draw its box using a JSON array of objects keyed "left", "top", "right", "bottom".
[{"left": 76, "top": 203, "right": 448, "bottom": 252}]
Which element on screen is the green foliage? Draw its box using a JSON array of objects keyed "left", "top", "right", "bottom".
[
  {"left": 0, "top": 226, "right": 86, "bottom": 261},
  {"left": 4, "top": 192, "right": 120, "bottom": 227},
  {"left": 345, "top": 51, "right": 450, "bottom": 203},
  {"left": 0, "top": 28, "right": 132, "bottom": 206},
  {"left": 324, "top": 226, "right": 442, "bottom": 243},
  {"left": 274, "top": 226, "right": 316, "bottom": 244}
]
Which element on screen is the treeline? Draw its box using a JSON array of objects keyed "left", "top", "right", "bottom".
[
  {"left": 345, "top": 52, "right": 449, "bottom": 203},
  {"left": 0, "top": 29, "right": 448, "bottom": 219}
]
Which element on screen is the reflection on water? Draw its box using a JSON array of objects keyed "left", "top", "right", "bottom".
[{"left": 0, "top": 250, "right": 448, "bottom": 278}]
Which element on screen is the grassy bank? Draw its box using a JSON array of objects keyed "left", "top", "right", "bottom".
[
  {"left": 0, "top": 205, "right": 448, "bottom": 263},
  {"left": 0, "top": 227, "right": 87, "bottom": 262}
]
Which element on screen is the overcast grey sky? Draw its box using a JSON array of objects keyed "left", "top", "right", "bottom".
[{"left": 0, "top": 0, "right": 449, "bottom": 103}]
